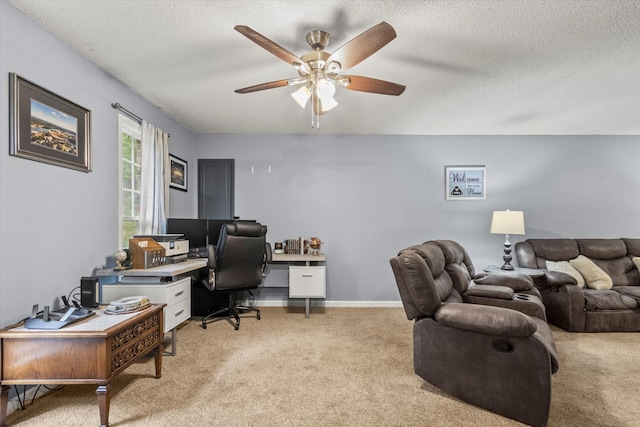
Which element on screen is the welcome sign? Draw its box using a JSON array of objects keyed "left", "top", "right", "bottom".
[{"left": 445, "top": 166, "right": 486, "bottom": 200}]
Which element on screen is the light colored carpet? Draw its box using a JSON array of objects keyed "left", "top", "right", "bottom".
[{"left": 6, "top": 307, "right": 640, "bottom": 426}]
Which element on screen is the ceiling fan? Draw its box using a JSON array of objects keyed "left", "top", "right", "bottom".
[{"left": 234, "top": 22, "right": 406, "bottom": 129}]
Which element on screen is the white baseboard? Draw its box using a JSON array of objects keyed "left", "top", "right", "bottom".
[
  {"left": 250, "top": 300, "right": 404, "bottom": 308},
  {"left": 6, "top": 384, "right": 58, "bottom": 417}
]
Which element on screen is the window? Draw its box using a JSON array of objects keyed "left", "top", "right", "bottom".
[{"left": 118, "top": 115, "right": 142, "bottom": 248}]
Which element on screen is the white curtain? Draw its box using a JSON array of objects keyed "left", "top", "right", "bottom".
[{"left": 139, "top": 120, "right": 170, "bottom": 235}]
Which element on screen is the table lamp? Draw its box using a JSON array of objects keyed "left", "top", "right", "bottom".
[{"left": 490, "top": 210, "right": 525, "bottom": 270}]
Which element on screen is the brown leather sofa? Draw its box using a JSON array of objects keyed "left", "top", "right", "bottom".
[
  {"left": 390, "top": 240, "right": 558, "bottom": 427},
  {"left": 515, "top": 238, "right": 640, "bottom": 332}
]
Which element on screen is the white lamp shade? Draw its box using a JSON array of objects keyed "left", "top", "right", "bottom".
[
  {"left": 490, "top": 210, "right": 525, "bottom": 235},
  {"left": 291, "top": 85, "right": 311, "bottom": 108}
]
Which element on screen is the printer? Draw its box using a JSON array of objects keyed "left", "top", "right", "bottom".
[{"left": 133, "top": 234, "right": 189, "bottom": 264}]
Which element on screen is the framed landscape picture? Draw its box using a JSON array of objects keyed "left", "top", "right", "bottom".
[
  {"left": 445, "top": 165, "right": 486, "bottom": 200},
  {"left": 9, "top": 73, "right": 91, "bottom": 172},
  {"left": 169, "top": 154, "right": 188, "bottom": 191}
]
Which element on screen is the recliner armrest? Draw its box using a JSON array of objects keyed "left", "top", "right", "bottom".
[
  {"left": 474, "top": 271, "right": 534, "bottom": 291},
  {"left": 434, "top": 303, "right": 538, "bottom": 337},
  {"left": 543, "top": 270, "right": 578, "bottom": 287},
  {"left": 466, "top": 284, "right": 514, "bottom": 300}
]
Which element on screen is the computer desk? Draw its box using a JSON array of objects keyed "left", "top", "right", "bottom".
[
  {"left": 271, "top": 253, "right": 326, "bottom": 319},
  {"left": 0, "top": 304, "right": 165, "bottom": 427}
]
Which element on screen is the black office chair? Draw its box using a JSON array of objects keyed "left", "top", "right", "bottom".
[{"left": 201, "top": 221, "right": 271, "bottom": 330}]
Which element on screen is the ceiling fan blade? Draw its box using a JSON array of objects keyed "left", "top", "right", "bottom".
[
  {"left": 235, "top": 79, "right": 294, "bottom": 94},
  {"left": 235, "top": 25, "right": 302, "bottom": 66},
  {"left": 326, "top": 22, "right": 397, "bottom": 71},
  {"left": 340, "top": 75, "right": 406, "bottom": 96}
]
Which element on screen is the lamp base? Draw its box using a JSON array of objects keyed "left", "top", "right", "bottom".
[{"left": 501, "top": 237, "right": 514, "bottom": 270}]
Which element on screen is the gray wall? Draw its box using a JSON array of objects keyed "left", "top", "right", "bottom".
[
  {"left": 0, "top": 2, "right": 196, "bottom": 326},
  {"left": 194, "top": 134, "right": 640, "bottom": 304},
  {"left": 1, "top": 1, "right": 639, "bottom": 326}
]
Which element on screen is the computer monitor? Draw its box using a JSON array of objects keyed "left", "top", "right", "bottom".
[{"left": 166, "top": 218, "right": 208, "bottom": 249}]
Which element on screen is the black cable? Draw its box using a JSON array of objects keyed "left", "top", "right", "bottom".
[
  {"left": 12, "top": 385, "right": 25, "bottom": 410},
  {"left": 68, "top": 286, "right": 81, "bottom": 305},
  {"left": 30, "top": 385, "right": 42, "bottom": 405}
]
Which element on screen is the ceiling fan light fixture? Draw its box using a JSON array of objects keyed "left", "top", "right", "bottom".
[
  {"left": 333, "top": 76, "right": 351, "bottom": 88},
  {"left": 319, "top": 95, "right": 338, "bottom": 112},
  {"left": 316, "top": 79, "right": 338, "bottom": 112},
  {"left": 293, "top": 62, "right": 310, "bottom": 75},
  {"left": 234, "top": 22, "right": 405, "bottom": 129},
  {"left": 317, "top": 79, "right": 335, "bottom": 98},
  {"left": 291, "top": 85, "right": 311, "bottom": 108}
]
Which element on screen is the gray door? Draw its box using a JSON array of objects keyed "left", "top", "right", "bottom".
[{"left": 198, "top": 159, "right": 234, "bottom": 219}]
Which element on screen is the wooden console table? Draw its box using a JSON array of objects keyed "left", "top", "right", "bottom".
[{"left": 0, "top": 304, "right": 165, "bottom": 427}]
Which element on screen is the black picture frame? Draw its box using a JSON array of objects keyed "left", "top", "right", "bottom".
[
  {"left": 9, "top": 73, "right": 92, "bottom": 172},
  {"left": 169, "top": 154, "right": 188, "bottom": 191}
]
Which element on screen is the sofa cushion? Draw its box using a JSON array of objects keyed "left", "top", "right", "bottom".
[
  {"left": 570, "top": 255, "right": 613, "bottom": 290},
  {"left": 614, "top": 286, "right": 640, "bottom": 304},
  {"left": 528, "top": 239, "right": 580, "bottom": 263},
  {"left": 576, "top": 239, "right": 627, "bottom": 260},
  {"left": 583, "top": 289, "right": 637, "bottom": 311},
  {"left": 623, "top": 238, "right": 640, "bottom": 257},
  {"left": 546, "top": 260, "right": 585, "bottom": 288}
]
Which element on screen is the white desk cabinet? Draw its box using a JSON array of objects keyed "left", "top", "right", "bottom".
[
  {"left": 289, "top": 266, "right": 326, "bottom": 298},
  {"left": 271, "top": 253, "right": 326, "bottom": 319},
  {"left": 101, "top": 277, "right": 191, "bottom": 334}
]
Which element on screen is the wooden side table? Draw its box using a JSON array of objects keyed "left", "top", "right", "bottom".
[
  {"left": 0, "top": 304, "right": 165, "bottom": 427},
  {"left": 484, "top": 265, "right": 544, "bottom": 278}
]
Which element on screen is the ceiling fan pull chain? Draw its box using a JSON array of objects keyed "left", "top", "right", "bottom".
[{"left": 311, "top": 92, "right": 315, "bottom": 128}]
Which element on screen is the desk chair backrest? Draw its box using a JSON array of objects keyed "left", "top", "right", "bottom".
[{"left": 212, "top": 221, "right": 269, "bottom": 290}]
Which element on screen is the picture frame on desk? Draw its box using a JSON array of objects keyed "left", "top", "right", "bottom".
[{"left": 9, "top": 73, "right": 92, "bottom": 173}]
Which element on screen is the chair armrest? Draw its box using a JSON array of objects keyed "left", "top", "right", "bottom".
[
  {"left": 262, "top": 242, "right": 273, "bottom": 278},
  {"left": 474, "top": 271, "right": 533, "bottom": 291},
  {"left": 200, "top": 244, "right": 216, "bottom": 291},
  {"left": 434, "top": 303, "right": 538, "bottom": 337},
  {"left": 466, "top": 284, "right": 514, "bottom": 300}
]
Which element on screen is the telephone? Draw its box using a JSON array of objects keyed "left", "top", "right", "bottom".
[{"left": 106, "top": 296, "right": 150, "bottom": 314}]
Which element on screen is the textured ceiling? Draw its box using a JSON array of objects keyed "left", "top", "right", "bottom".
[{"left": 7, "top": 0, "right": 640, "bottom": 135}]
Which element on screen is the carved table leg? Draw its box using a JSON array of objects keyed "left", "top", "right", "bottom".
[
  {"left": 96, "top": 383, "right": 112, "bottom": 427},
  {"left": 1, "top": 384, "right": 10, "bottom": 427},
  {"left": 154, "top": 343, "right": 163, "bottom": 378}
]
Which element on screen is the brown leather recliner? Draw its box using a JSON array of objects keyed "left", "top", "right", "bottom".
[{"left": 390, "top": 240, "right": 558, "bottom": 427}]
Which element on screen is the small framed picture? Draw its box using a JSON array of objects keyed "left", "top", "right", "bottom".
[
  {"left": 169, "top": 154, "right": 188, "bottom": 191},
  {"left": 445, "top": 165, "right": 486, "bottom": 200},
  {"left": 9, "top": 73, "right": 92, "bottom": 172}
]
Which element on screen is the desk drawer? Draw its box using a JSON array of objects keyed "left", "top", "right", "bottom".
[
  {"left": 289, "top": 266, "right": 326, "bottom": 298},
  {"left": 165, "top": 277, "right": 190, "bottom": 305},
  {"left": 101, "top": 277, "right": 190, "bottom": 305},
  {"left": 164, "top": 298, "right": 190, "bottom": 332}
]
